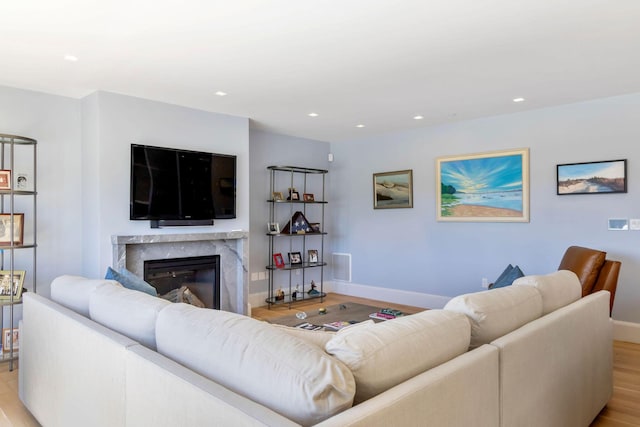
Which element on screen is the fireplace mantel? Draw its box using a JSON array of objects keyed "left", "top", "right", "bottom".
[{"left": 111, "top": 232, "right": 248, "bottom": 314}]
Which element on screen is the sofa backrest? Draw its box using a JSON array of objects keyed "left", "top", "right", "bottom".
[
  {"left": 325, "top": 309, "right": 471, "bottom": 404},
  {"left": 89, "top": 281, "right": 171, "bottom": 350},
  {"left": 50, "top": 275, "right": 121, "bottom": 317},
  {"left": 512, "top": 270, "right": 581, "bottom": 315},
  {"left": 155, "top": 303, "right": 356, "bottom": 426},
  {"left": 444, "top": 285, "right": 543, "bottom": 349}
]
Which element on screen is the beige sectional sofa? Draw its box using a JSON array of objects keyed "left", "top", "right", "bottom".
[{"left": 19, "top": 270, "right": 611, "bottom": 427}]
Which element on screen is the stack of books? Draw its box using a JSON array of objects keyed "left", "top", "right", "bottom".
[{"left": 369, "top": 308, "right": 404, "bottom": 321}]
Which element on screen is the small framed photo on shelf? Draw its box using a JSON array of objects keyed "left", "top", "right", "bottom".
[
  {"left": 309, "top": 223, "right": 321, "bottom": 233},
  {"left": 273, "top": 253, "right": 285, "bottom": 268},
  {"left": 267, "top": 222, "right": 280, "bottom": 234},
  {"left": 303, "top": 193, "right": 315, "bottom": 202},
  {"left": 272, "top": 191, "right": 284, "bottom": 201},
  {"left": 0, "top": 170, "right": 11, "bottom": 190},
  {"left": 308, "top": 249, "right": 319, "bottom": 264},
  {"left": 0, "top": 270, "right": 26, "bottom": 300},
  {"left": 0, "top": 213, "right": 24, "bottom": 245},
  {"left": 2, "top": 328, "right": 19, "bottom": 353},
  {"left": 288, "top": 251, "right": 302, "bottom": 265},
  {"left": 289, "top": 191, "right": 300, "bottom": 201}
]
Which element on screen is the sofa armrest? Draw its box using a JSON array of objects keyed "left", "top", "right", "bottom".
[
  {"left": 20, "top": 293, "right": 137, "bottom": 427},
  {"left": 315, "top": 344, "right": 499, "bottom": 427},
  {"left": 491, "top": 291, "right": 612, "bottom": 427}
]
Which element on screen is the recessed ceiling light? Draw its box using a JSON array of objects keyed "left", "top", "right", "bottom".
[
  {"left": 215, "top": 91, "right": 227, "bottom": 97},
  {"left": 64, "top": 54, "right": 78, "bottom": 62},
  {"left": 356, "top": 124, "right": 365, "bottom": 128},
  {"left": 513, "top": 97, "right": 525, "bottom": 103},
  {"left": 308, "top": 112, "right": 319, "bottom": 117},
  {"left": 413, "top": 115, "right": 424, "bottom": 120}
]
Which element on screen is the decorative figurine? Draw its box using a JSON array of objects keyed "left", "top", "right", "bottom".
[
  {"left": 308, "top": 280, "right": 320, "bottom": 295},
  {"left": 275, "top": 288, "right": 285, "bottom": 301}
]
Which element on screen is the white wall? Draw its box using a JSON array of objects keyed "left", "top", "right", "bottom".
[
  {"left": 0, "top": 86, "right": 83, "bottom": 297},
  {"left": 329, "top": 92, "right": 640, "bottom": 323},
  {"left": 82, "top": 92, "right": 250, "bottom": 277}
]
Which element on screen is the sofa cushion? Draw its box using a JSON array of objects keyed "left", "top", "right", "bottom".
[
  {"left": 513, "top": 270, "right": 581, "bottom": 315},
  {"left": 444, "top": 285, "right": 543, "bottom": 349},
  {"left": 50, "top": 275, "right": 121, "bottom": 317},
  {"left": 324, "top": 310, "right": 470, "bottom": 404},
  {"left": 558, "top": 246, "right": 606, "bottom": 295},
  {"left": 89, "top": 282, "right": 170, "bottom": 350},
  {"left": 105, "top": 267, "right": 157, "bottom": 296},
  {"left": 156, "top": 304, "right": 355, "bottom": 426}
]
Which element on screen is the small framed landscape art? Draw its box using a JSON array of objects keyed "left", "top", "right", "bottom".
[
  {"left": 557, "top": 159, "right": 627, "bottom": 195},
  {"left": 0, "top": 270, "right": 26, "bottom": 300},
  {"left": 373, "top": 170, "right": 413, "bottom": 209},
  {"left": 436, "top": 148, "right": 529, "bottom": 222},
  {"left": 0, "top": 213, "right": 24, "bottom": 245}
]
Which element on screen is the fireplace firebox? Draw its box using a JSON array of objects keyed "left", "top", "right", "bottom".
[{"left": 144, "top": 255, "right": 220, "bottom": 309}]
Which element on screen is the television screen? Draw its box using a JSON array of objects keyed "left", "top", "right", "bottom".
[{"left": 130, "top": 144, "right": 236, "bottom": 222}]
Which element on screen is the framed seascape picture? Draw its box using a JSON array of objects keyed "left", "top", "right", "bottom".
[
  {"left": 436, "top": 148, "right": 530, "bottom": 222},
  {"left": 0, "top": 213, "right": 24, "bottom": 245},
  {"left": 557, "top": 159, "right": 627, "bottom": 195},
  {"left": 373, "top": 170, "right": 413, "bottom": 209},
  {"left": 0, "top": 270, "right": 26, "bottom": 300}
]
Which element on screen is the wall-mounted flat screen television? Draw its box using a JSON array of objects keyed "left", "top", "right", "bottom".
[{"left": 130, "top": 144, "right": 236, "bottom": 225}]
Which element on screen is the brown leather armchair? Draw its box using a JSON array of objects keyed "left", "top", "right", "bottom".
[{"left": 558, "top": 246, "right": 621, "bottom": 314}]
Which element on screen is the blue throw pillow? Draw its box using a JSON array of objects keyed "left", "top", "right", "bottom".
[
  {"left": 492, "top": 265, "right": 524, "bottom": 289},
  {"left": 105, "top": 267, "right": 158, "bottom": 296}
]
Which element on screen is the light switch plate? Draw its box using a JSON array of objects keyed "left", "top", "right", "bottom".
[{"left": 630, "top": 219, "right": 640, "bottom": 230}]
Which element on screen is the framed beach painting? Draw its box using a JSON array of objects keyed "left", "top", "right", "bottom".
[
  {"left": 556, "top": 159, "right": 627, "bottom": 195},
  {"left": 373, "top": 170, "right": 413, "bottom": 209},
  {"left": 436, "top": 148, "right": 529, "bottom": 222}
]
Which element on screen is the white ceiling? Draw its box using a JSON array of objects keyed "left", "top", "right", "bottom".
[{"left": 2, "top": 0, "right": 640, "bottom": 142}]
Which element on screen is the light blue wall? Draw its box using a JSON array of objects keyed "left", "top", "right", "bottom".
[
  {"left": 329, "top": 93, "right": 640, "bottom": 322},
  {"left": 82, "top": 92, "right": 250, "bottom": 277},
  {"left": 0, "top": 85, "right": 83, "bottom": 298},
  {"left": 249, "top": 130, "right": 330, "bottom": 297}
]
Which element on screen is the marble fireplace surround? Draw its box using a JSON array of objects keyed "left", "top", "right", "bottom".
[{"left": 111, "top": 232, "right": 248, "bottom": 314}]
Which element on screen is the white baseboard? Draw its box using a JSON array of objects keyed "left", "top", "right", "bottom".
[
  {"left": 613, "top": 320, "right": 640, "bottom": 344},
  {"left": 248, "top": 281, "right": 451, "bottom": 310}
]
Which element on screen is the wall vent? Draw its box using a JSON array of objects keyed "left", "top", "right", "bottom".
[{"left": 332, "top": 253, "right": 352, "bottom": 282}]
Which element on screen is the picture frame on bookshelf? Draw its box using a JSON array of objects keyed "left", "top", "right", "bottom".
[
  {"left": 273, "top": 253, "right": 285, "bottom": 268},
  {"left": 0, "top": 270, "right": 26, "bottom": 300},
  {"left": 0, "top": 170, "right": 11, "bottom": 190},
  {"left": 288, "top": 251, "right": 302, "bottom": 265},
  {"left": 0, "top": 213, "right": 24, "bottom": 245},
  {"left": 303, "top": 193, "right": 315, "bottom": 202},
  {"left": 267, "top": 222, "right": 280, "bottom": 234},
  {"left": 308, "top": 249, "right": 319, "bottom": 264},
  {"left": 272, "top": 191, "right": 284, "bottom": 201},
  {"left": 2, "top": 328, "right": 19, "bottom": 353},
  {"left": 309, "top": 222, "right": 321, "bottom": 233}
]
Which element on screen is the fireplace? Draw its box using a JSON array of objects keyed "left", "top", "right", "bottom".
[
  {"left": 144, "top": 255, "right": 221, "bottom": 310},
  {"left": 111, "top": 231, "right": 248, "bottom": 314}
]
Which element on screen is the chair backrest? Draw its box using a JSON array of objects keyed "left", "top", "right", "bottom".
[{"left": 558, "top": 245, "right": 620, "bottom": 314}]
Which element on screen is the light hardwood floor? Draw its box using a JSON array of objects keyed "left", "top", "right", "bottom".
[{"left": 1, "top": 294, "right": 638, "bottom": 426}]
